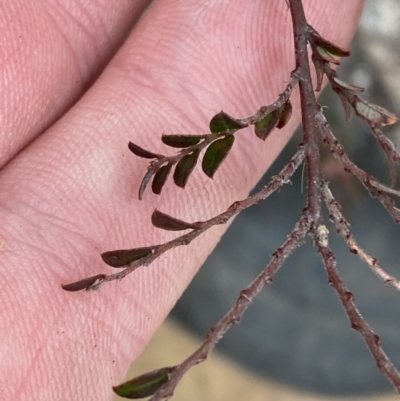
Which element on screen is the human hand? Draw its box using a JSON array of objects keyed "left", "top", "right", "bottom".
[{"left": 0, "top": 1, "right": 364, "bottom": 399}]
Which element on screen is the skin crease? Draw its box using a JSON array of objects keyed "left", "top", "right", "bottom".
[
  {"left": 0, "top": 1, "right": 364, "bottom": 400},
  {"left": 0, "top": 0, "right": 152, "bottom": 168}
]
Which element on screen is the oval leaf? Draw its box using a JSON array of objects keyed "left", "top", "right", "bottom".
[
  {"left": 138, "top": 169, "right": 155, "bottom": 200},
  {"left": 202, "top": 135, "right": 235, "bottom": 179},
  {"left": 161, "top": 135, "right": 203, "bottom": 148},
  {"left": 254, "top": 108, "right": 280, "bottom": 140},
  {"left": 173, "top": 148, "right": 200, "bottom": 188},
  {"left": 113, "top": 367, "right": 175, "bottom": 399},
  {"left": 209, "top": 111, "right": 243, "bottom": 134},
  {"left": 276, "top": 101, "right": 293, "bottom": 129},
  {"left": 128, "top": 142, "right": 159, "bottom": 159},
  {"left": 354, "top": 99, "right": 398, "bottom": 126},
  {"left": 152, "top": 163, "right": 172, "bottom": 195},
  {"left": 151, "top": 209, "right": 197, "bottom": 231},
  {"left": 61, "top": 274, "right": 106, "bottom": 292},
  {"left": 101, "top": 247, "right": 156, "bottom": 268}
]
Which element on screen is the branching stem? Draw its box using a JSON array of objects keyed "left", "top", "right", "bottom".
[
  {"left": 289, "top": 0, "right": 323, "bottom": 229},
  {"left": 90, "top": 145, "right": 305, "bottom": 290},
  {"left": 318, "top": 242, "right": 400, "bottom": 389},
  {"left": 322, "top": 181, "right": 400, "bottom": 290},
  {"left": 148, "top": 215, "right": 310, "bottom": 401},
  {"left": 63, "top": 0, "right": 400, "bottom": 397}
]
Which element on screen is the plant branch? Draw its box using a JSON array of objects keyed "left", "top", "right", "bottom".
[
  {"left": 62, "top": 0, "right": 400, "bottom": 397},
  {"left": 308, "top": 35, "right": 400, "bottom": 187},
  {"left": 148, "top": 214, "right": 310, "bottom": 401},
  {"left": 315, "top": 111, "right": 400, "bottom": 223},
  {"left": 131, "top": 75, "right": 300, "bottom": 199},
  {"left": 63, "top": 145, "right": 305, "bottom": 291},
  {"left": 322, "top": 180, "right": 400, "bottom": 290},
  {"left": 288, "top": 0, "right": 323, "bottom": 227},
  {"left": 318, "top": 240, "right": 400, "bottom": 391}
]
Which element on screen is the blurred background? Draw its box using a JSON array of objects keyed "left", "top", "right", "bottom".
[{"left": 116, "top": 1, "right": 400, "bottom": 400}]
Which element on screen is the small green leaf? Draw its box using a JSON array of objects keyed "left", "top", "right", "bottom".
[
  {"left": 138, "top": 169, "right": 155, "bottom": 200},
  {"left": 113, "top": 367, "right": 175, "bottom": 399},
  {"left": 276, "top": 101, "right": 293, "bottom": 129},
  {"left": 152, "top": 163, "right": 172, "bottom": 195},
  {"left": 254, "top": 108, "right": 280, "bottom": 140},
  {"left": 101, "top": 247, "right": 155, "bottom": 268},
  {"left": 173, "top": 148, "right": 200, "bottom": 188},
  {"left": 61, "top": 274, "right": 106, "bottom": 292},
  {"left": 354, "top": 99, "right": 398, "bottom": 126},
  {"left": 151, "top": 209, "right": 198, "bottom": 231},
  {"left": 202, "top": 135, "right": 235, "bottom": 178},
  {"left": 128, "top": 142, "right": 159, "bottom": 159},
  {"left": 162, "top": 135, "right": 203, "bottom": 148},
  {"left": 209, "top": 111, "right": 243, "bottom": 134}
]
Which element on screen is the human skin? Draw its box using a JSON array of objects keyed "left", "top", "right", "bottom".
[{"left": 0, "top": 1, "right": 364, "bottom": 400}]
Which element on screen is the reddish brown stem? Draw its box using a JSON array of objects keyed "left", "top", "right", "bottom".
[
  {"left": 318, "top": 242, "right": 400, "bottom": 391},
  {"left": 148, "top": 215, "right": 310, "bottom": 401}
]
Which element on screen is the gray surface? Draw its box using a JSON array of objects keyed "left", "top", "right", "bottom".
[{"left": 171, "top": 2, "right": 400, "bottom": 397}]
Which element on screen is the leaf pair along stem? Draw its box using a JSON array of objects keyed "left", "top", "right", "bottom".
[{"left": 130, "top": 95, "right": 295, "bottom": 200}]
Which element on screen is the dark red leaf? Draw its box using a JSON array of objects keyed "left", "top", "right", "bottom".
[
  {"left": 161, "top": 135, "right": 203, "bottom": 148},
  {"left": 128, "top": 142, "right": 160, "bottom": 159},
  {"left": 61, "top": 274, "right": 106, "bottom": 292},
  {"left": 173, "top": 148, "right": 200, "bottom": 188},
  {"left": 202, "top": 135, "right": 235, "bottom": 178},
  {"left": 152, "top": 163, "right": 172, "bottom": 195},
  {"left": 101, "top": 247, "right": 156, "bottom": 268},
  {"left": 151, "top": 209, "right": 198, "bottom": 231}
]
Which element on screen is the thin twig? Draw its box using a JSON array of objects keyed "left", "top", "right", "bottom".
[
  {"left": 317, "top": 240, "right": 400, "bottom": 392},
  {"left": 319, "top": 49, "right": 400, "bottom": 164},
  {"left": 370, "top": 126, "right": 399, "bottom": 187},
  {"left": 137, "top": 75, "right": 301, "bottom": 199},
  {"left": 315, "top": 111, "right": 400, "bottom": 223},
  {"left": 148, "top": 215, "right": 311, "bottom": 401},
  {"left": 369, "top": 180, "right": 400, "bottom": 198},
  {"left": 89, "top": 0, "right": 400, "bottom": 398},
  {"left": 322, "top": 181, "right": 400, "bottom": 290},
  {"left": 88, "top": 145, "right": 306, "bottom": 290},
  {"left": 237, "top": 75, "right": 299, "bottom": 127}
]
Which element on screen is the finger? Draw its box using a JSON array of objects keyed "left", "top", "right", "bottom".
[
  {"left": 0, "top": 0, "right": 364, "bottom": 400},
  {"left": 0, "top": 0, "right": 151, "bottom": 168}
]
